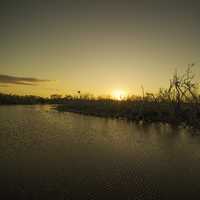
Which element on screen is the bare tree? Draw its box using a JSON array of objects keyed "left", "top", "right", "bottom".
[{"left": 167, "top": 63, "right": 198, "bottom": 104}]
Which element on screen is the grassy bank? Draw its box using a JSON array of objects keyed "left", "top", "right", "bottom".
[{"left": 56, "top": 99, "right": 200, "bottom": 129}]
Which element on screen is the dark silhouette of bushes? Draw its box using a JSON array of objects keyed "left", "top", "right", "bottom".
[{"left": 0, "top": 93, "right": 47, "bottom": 105}]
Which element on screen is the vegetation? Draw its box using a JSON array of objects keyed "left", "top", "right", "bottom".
[{"left": 0, "top": 93, "right": 67, "bottom": 105}]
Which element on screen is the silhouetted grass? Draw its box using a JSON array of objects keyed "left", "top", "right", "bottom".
[{"left": 57, "top": 99, "right": 200, "bottom": 129}]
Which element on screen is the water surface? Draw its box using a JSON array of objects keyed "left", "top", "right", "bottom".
[{"left": 0, "top": 105, "right": 200, "bottom": 199}]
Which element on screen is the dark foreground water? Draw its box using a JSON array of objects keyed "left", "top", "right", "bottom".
[{"left": 0, "top": 105, "right": 200, "bottom": 199}]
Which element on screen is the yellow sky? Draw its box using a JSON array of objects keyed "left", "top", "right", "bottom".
[{"left": 0, "top": 1, "right": 200, "bottom": 97}]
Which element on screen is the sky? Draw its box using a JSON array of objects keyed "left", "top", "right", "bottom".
[{"left": 0, "top": 0, "right": 200, "bottom": 97}]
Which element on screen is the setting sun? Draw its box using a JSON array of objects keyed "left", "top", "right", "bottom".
[{"left": 112, "top": 90, "right": 127, "bottom": 100}]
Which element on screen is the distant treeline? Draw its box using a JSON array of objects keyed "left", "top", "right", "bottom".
[{"left": 0, "top": 93, "right": 68, "bottom": 105}]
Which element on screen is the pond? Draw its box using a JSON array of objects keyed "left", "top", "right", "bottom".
[{"left": 0, "top": 105, "right": 200, "bottom": 199}]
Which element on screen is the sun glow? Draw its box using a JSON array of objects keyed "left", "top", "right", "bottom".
[{"left": 112, "top": 90, "right": 127, "bottom": 100}]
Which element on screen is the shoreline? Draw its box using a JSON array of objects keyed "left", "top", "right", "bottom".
[{"left": 56, "top": 101, "right": 200, "bottom": 131}]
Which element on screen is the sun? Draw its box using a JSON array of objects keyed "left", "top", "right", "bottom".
[{"left": 112, "top": 90, "right": 127, "bottom": 100}]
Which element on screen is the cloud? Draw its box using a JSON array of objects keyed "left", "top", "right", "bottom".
[
  {"left": 0, "top": 74, "right": 50, "bottom": 86},
  {"left": 0, "top": 84, "right": 10, "bottom": 87}
]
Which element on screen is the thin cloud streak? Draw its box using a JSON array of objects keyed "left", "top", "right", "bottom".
[{"left": 0, "top": 74, "right": 50, "bottom": 86}]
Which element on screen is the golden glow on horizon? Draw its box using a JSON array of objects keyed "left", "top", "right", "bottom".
[
  {"left": 0, "top": 1, "right": 199, "bottom": 97},
  {"left": 112, "top": 90, "right": 127, "bottom": 100}
]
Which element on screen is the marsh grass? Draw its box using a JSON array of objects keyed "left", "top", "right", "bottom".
[{"left": 57, "top": 99, "right": 200, "bottom": 129}]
